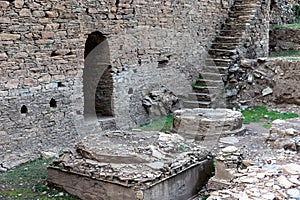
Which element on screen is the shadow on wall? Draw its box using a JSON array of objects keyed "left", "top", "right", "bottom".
[{"left": 83, "top": 31, "right": 114, "bottom": 120}]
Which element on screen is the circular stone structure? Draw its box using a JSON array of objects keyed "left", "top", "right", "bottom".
[{"left": 172, "top": 108, "right": 245, "bottom": 140}]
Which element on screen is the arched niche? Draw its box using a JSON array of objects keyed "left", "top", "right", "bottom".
[{"left": 83, "top": 31, "right": 114, "bottom": 120}]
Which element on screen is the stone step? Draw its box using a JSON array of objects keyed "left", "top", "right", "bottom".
[
  {"left": 199, "top": 72, "right": 226, "bottom": 80},
  {"left": 211, "top": 42, "right": 239, "bottom": 50},
  {"left": 189, "top": 92, "right": 213, "bottom": 102},
  {"left": 195, "top": 79, "right": 224, "bottom": 87},
  {"left": 182, "top": 100, "right": 211, "bottom": 109},
  {"left": 203, "top": 65, "right": 229, "bottom": 74},
  {"left": 226, "top": 17, "right": 252, "bottom": 24},
  {"left": 205, "top": 58, "right": 234, "bottom": 67},
  {"left": 215, "top": 36, "right": 241, "bottom": 43},
  {"left": 218, "top": 30, "right": 244, "bottom": 37},
  {"left": 232, "top": 4, "right": 257, "bottom": 12},
  {"left": 223, "top": 23, "right": 248, "bottom": 30},
  {"left": 192, "top": 85, "right": 224, "bottom": 94},
  {"left": 208, "top": 49, "right": 237, "bottom": 57},
  {"left": 229, "top": 12, "right": 255, "bottom": 19}
]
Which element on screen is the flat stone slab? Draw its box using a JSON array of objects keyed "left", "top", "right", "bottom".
[
  {"left": 172, "top": 108, "right": 244, "bottom": 140},
  {"left": 47, "top": 131, "right": 213, "bottom": 200}
]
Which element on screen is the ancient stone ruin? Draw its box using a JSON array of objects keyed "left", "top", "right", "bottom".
[
  {"left": 48, "top": 131, "right": 213, "bottom": 200},
  {"left": 1, "top": 0, "right": 300, "bottom": 199}
]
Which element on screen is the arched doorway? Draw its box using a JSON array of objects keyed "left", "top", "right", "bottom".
[{"left": 83, "top": 31, "right": 113, "bottom": 119}]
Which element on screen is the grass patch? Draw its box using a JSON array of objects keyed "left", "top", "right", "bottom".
[
  {"left": 274, "top": 22, "right": 300, "bottom": 30},
  {"left": 241, "top": 106, "right": 298, "bottom": 124},
  {"left": 139, "top": 114, "right": 173, "bottom": 132},
  {"left": 0, "top": 158, "right": 79, "bottom": 200},
  {"left": 263, "top": 123, "right": 272, "bottom": 129},
  {"left": 192, "top": 83, "right": 206, "bottom": 88},
  {"left": 269, "top": 49, "right": 300, "bottom": 58}
]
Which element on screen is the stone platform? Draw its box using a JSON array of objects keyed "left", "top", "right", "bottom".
[
  {"left": 172, "top": 108, "right": 245, "bottom": 140},
  {"left": 47, "top": 131, "right": 213, "bottom": 200}
]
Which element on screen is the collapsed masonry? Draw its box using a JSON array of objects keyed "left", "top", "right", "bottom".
[{"left": 47, "top": 108, "right": 245, "bottom": 199}]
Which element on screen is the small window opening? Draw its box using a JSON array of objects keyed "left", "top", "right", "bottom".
[
  {"left": 21, "top": 105, "right": 28, "bottom": 114},
  {"left": 158, "top": 60, "right": 169, "bottom": 68},
  {"left": 57, "top": 82, "right": 64, "bottom": 87},
  {"left": 50, "top": 51, "right": 60, "bottom": 57},
  {"left": 50, "top": 98, "right": 57, "bottom": 108}
]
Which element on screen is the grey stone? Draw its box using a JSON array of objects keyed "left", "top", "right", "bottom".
[{"left": 262, "top": 87, "right": 273, "bottom": 96}]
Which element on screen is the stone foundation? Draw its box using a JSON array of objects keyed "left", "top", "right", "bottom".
[
  {"left": 172, "top": 108, "right": 245, "bottom": 140},
  {"left": 47, "top": 131, "right": 214, "bottom": 199}
]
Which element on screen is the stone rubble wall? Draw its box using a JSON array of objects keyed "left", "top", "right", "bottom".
[
  {"left": 270, "top": 0, "right": 296, "bottom": 25},
  {"left": 232, "top": 59, "right": 300, "bottom": 108},
  {"left": 0, "top": 0, "right": 233, "bottom": 168},
  {"left": 241, "top": 0, "right": 270, "bottom": 58},
  {"left": 270, "top": 28, "right": 300, "bottom": 53}
]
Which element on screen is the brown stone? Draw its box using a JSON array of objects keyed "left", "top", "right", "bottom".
[
  {"left": 0, "top": 17, "right": 11, "bottom": 24},
  {"left": 23, "top": 78, "right": 37, "bottom": 86},
  {"left": 14, "top": 0, "right": 24, "bottom": 8},
  {"left": 53, "top": 74, "right": 65, "bottom": 80},
  {"left": 38, "top": 74, "right": 51, "bottom": 83},
  {"left": 0, "top": 33, "right": 21, "bottom": 41},
  {"left": 45, "top": 11, "right": 59, "bottom": 18},
  {"left": 5, "top": 79, "right": 19, "bottom": 89},
  {"left": 13, "top": 52, "right": 28, "bottom": 58},
  {"left": 19, "top": 9, "right": 31, "bottom": 17},
  {"left": 32, "top": 10, "right": 45, "bottom": 17},
  {"left": 0, "top": 1, "right": 9, "bottom": 9},
  {"left": 41, "top": 31, "right": 55, "bottom": 39},
  {"left": 0, "top": 52, "right": 8, "bottom": 60}
]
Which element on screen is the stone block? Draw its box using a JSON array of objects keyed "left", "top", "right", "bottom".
[
  {"left": 14, "top": 0, "right": 24, "bottom": 8},
  {"left": 0, "top": 17, "right": 10, "bottom": 23},
  {"left": 41, "top": 31, "right": 55, "bottom": 39},
  {"left": 0, "top": 33, "right": 21, "bottom": 41},
  {"left": 19, "top": 9, "right": 31, "bottom": 17},
  {"left": 5, "top": 79, "right": 19, "bottom": 89},
  {"left": 45, "top": 11, "right": 59, "bottom": 18}
]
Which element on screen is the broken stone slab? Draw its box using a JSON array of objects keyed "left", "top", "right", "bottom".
[
  {"left": 48, "top": 131, "right": 214, "bottom": 200},
  {"left": 172, "top": 108, "right": 245, "bottom": 141}
]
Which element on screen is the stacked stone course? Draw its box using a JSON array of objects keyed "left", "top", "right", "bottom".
[{"left": 0, "top": 0, "right": 235, "bottom": 168}]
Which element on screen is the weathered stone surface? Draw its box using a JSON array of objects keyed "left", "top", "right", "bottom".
[
  {"left": 47, "top": 131, "right": 213, "bottom": 200},
  {"left": 142, "top": 86, "right": 179, "bottom": 119},
  {"left": 267, "top": 118, "right": 300, "bottom": 151},
  {"left": 172, "top": 108, "right": 244, "bottom": 140}
]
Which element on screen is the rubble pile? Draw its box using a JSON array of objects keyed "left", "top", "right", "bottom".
[
  {"left": 208, "top": 146, "right": 243, "bottom": 190},
  {"left": 49, "top": 130, "right": 211, "bottom": 189},
  {"left": 267, "top": 118, "right": 300, "bottom": 152},
  {"left": 207, "top": 150, "right": 300, "bottom": 200}
]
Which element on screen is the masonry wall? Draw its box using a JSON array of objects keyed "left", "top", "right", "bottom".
[
  {"left": 0, "top": 0, "right": 234, "bottom": 169},
  {"left": 239, "top": 0, "right": 270, "bottom": 58}
]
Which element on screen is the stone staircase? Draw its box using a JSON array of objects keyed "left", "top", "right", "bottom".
[{"left": 184, "top": 0, "right": 258, "bottom": 109}]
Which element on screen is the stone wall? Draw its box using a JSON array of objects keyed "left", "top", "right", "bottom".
[
  {"left": 270, "top": 28, "right": 300, "bottom": 53},
  {"left": 270, "top": 0, "right": 296, "bottom": 25},
  {"left": 0, "top": 0, "right": 234, "bottom": 168},
  {"left": 232, "top": 59, "right": 300, "bottom": 108},
  {"left": 241, "top": 0, "right": 270, "bottom": 58}
]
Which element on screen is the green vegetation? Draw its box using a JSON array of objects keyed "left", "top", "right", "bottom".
[
  {"left": 192, "top": 82, "right": 206, "bottom": 88},
  {"left": 274, "top": 4, "right": 300, "bottom": 29},
  {"left": 139, "top": 114, "right": 174, "bottom": 132},
  {"left": 269, "top": 49, "right": 300, "bottom": 58},
  {"left": 241, "top": 106, "right": 298, "bottom": 124},
  {"left": 274, "top": 22, "right": 300, "bottom": 29},
  {"left": 263, "top": 123, "right": 272, "bottom": 129},
  {"left": 0, "top": 158, "right": 79, "bottom": 200}
]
